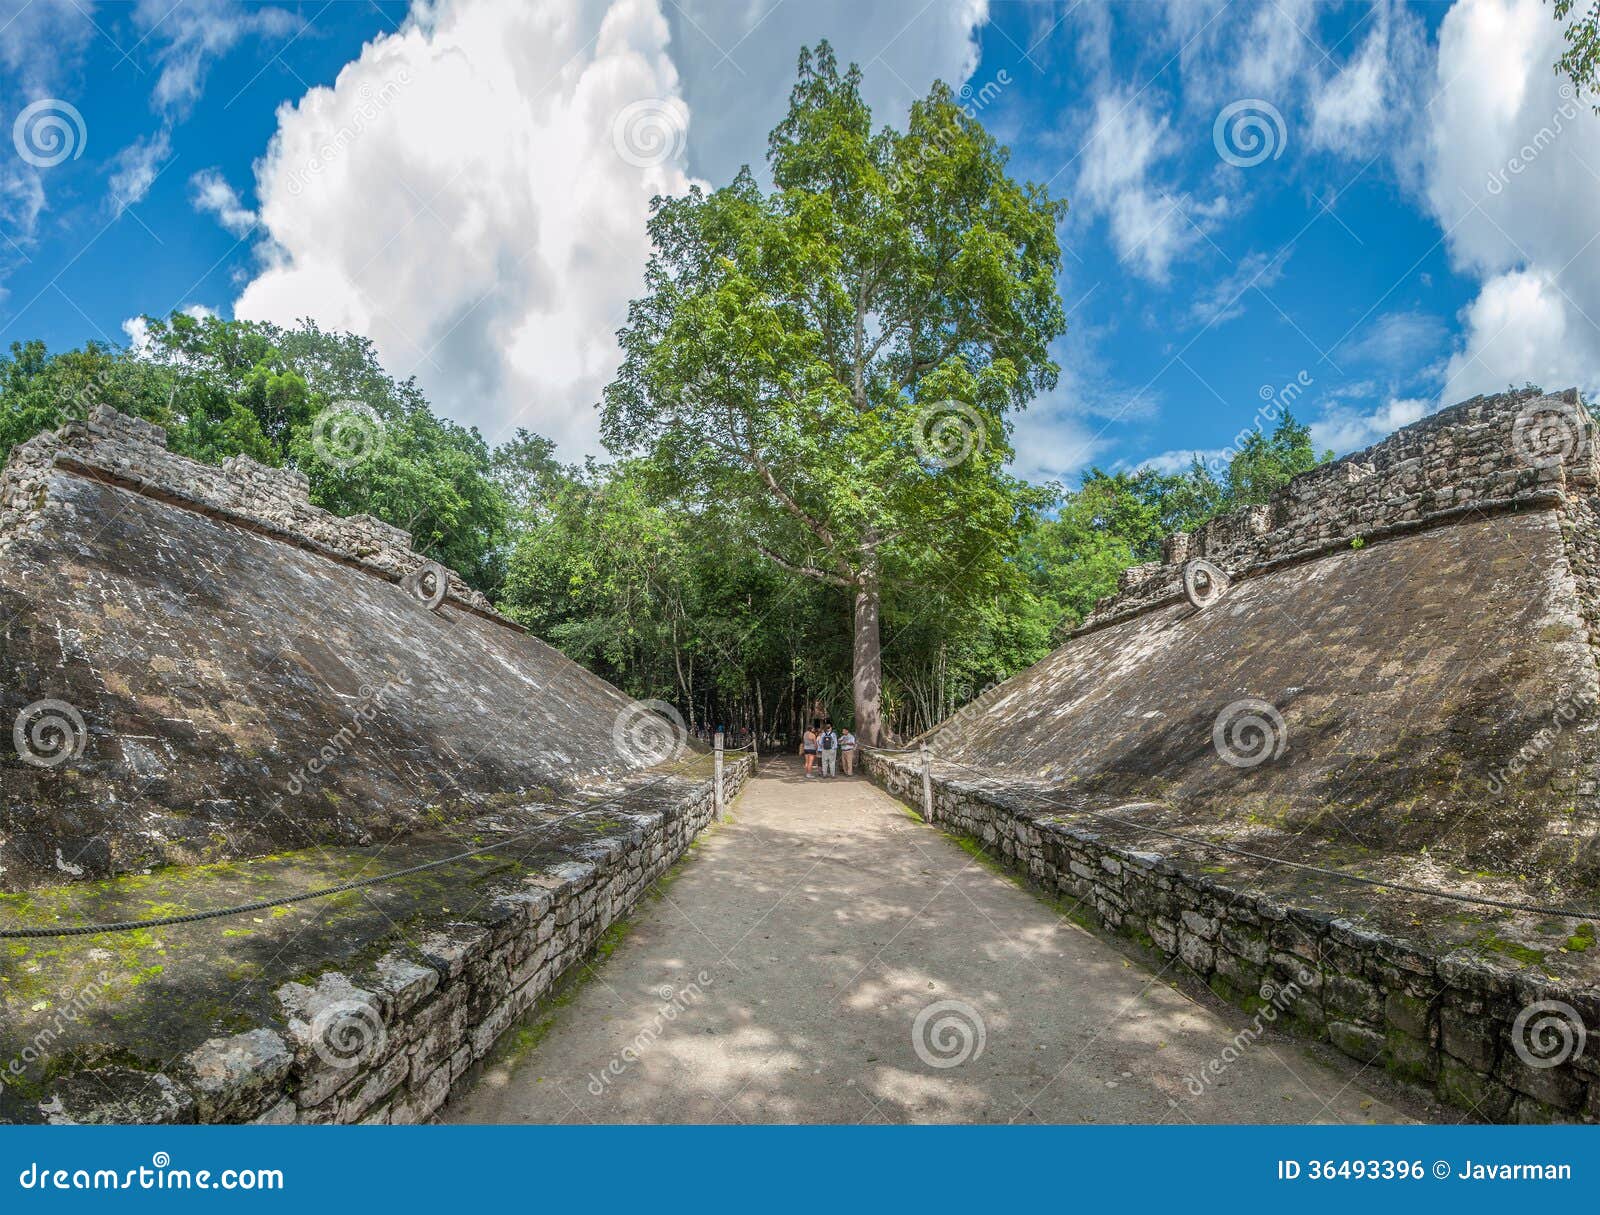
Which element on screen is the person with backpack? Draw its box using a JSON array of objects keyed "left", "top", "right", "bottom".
[{"left": 818, "top": 721, "right": 838, "bottom": 777}]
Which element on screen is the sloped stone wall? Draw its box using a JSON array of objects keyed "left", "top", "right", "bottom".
[
  {"left": 0, "top": 405, "right": 496, "bottom": 617},
  {"left": 865, "top": 753, "right": 1598, "bottom": 1123},
  {"left": 32, "top": 758, "right": 752, "bottom": 1125},
  {"left": 1083, "top": 388, "right": 1595, "bottom": 633},
  {"left": 1, "top": 406, "right": 690, "bottom": 887}
]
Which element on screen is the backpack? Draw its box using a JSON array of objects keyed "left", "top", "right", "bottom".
[{"left": 821, "top": 730, "right": 836, "bottom": 751}]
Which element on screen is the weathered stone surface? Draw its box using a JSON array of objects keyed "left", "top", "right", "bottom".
[
  {"left": 913, "top": 389, "right": 1600, "bottom": 889},
  {"left": 38, "top": 1069, "right": 195, "bottom": 1125},
  {"left": 862, "top": 388, "right": 1600, "bottom": 1124},
  {"left": 180, "top": 1029, "right": 294, "bottom": 1122},
  {"left": 0, "top": 406, "right": 714, "bottom": 889}
]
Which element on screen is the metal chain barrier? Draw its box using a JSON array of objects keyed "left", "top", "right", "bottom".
[{"left": 0, "top": 751, "right": 728, "bottom": 941}]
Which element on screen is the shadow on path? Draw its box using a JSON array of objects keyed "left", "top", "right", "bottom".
[{"left": 447, "top": 757, "right": 1431, "bottom": 1125}]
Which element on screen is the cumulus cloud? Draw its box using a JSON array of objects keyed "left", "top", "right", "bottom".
[
  {"left": 189, "top": 168, "right": 256, "bottom": 236},
  {"left": 234, "top": 0, "right": 698, "bottom": 454},
  {"left": 1439, "top": 267, "right": 1576, "bottom": 400},
  {"left": 1425, "top": 0, "right": 1600, "bottom": 401},
  {"left": 234, "top": 0, "right": 990, "bottom": 455},
  {"left": 1310, "top": 394, "right": 1430, "bottom": 454}
]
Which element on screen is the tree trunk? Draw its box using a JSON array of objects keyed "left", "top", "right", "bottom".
[{"left": 852, "top": 567, "right": 884, "bottom": 746}]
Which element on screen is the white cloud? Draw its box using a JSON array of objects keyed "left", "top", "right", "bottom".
[
  {"left": 1134, "top": 447, "right": 1230, "bottom": 476},
  {"left": 235, "top": 0, "right": 989, "bottom": 455},
  {"left": 1075, "top": 89, "right": 1201, "bottom": 283},
  {"left": 1186, "top": 248, "right": 1290, "bottom": 328},
  {"left": 1310, "top": 395, "right": 1430, "bottom": 454},
  {"left": 1008, "top": 407, "right": 1111, "bottom": 486},
  {"left": 189, "top": 168, "right": 256, "bottom": 236},
  {"left": 1439, "top": 267, "right": 1579, "bottom": 400},
  {"left": 0, "top": 0, "right": 92, "bottom": 254},
  {"left": 1335, "top": 308, "right": 1449, "bottom": 371},
  {"left": 235, "top": 0, "right": 697, "bottom": 455},
  {"left": 108, "top": 132, "right": 171, "bottom": 213},
  {"left": 134, "top": 0, "right": 298, "bottom": 116},
  {"left": 1307, "top": 1, "right": 1428, "bottom": 159},
  {"left": 1161, "top": 0, "right": 1313, "bottom": 109},
  {"left": 1425, "top": 0, "right": 1600, "bottom": 402},
  {"left": 122, "top": 304, "right": 218, "bottom": 353},
  {"left": 665, "top": 0, "right": 988, "bottom": 187}
]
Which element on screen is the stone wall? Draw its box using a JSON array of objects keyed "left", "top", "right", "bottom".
[
  {"left": 1082, "top": 388, "right": 1594, "bottom": 633},
  {"left": 0, "top": 404, "right": 498, "bottom": 619},
  {"left": 1, "top": 405, "right": 691, "bottom": 887},
  {"left": 865, "top": 753, "right": 1599, "bottom": 1123},
  {"left": 32, "top": 757, "right": 752, "bottom": 1125}
]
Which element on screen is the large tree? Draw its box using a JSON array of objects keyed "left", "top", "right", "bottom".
[{"left": 602, "top": 43, "right": 1066, "bottom": 743}]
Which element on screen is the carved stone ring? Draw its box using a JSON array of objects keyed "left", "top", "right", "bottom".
[
  {"left": 403, "top": 561, "right": 449, "bottom": 611},
  {"left": 1183, "top": 558, "right": 1229, "bottom": 610}
]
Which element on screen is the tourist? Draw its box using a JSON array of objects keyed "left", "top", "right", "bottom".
[
  {"left": 801, "top": 721, "right": 819, "bottom": 776},
  {"left": 839, "top": 727, "right": 856, "bottom": 776},
  {"left": 818, "top": 721, "right": 837, "bottom": 777}
]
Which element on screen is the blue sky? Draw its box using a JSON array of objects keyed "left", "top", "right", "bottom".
[{"left": 2, "top": 0, "right": 1597, "bottom": 486}]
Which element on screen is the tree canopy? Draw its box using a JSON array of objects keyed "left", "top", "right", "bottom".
[
  {"left": 602, "top": 42, "right": 1067, "bottom": 743},
  {"left": 0, "top": 46, "right": 1337, "bottom": 748}
]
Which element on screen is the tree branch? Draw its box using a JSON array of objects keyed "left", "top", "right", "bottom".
[{"left": 753, "top": 541, "right": 853, "bottom": 588}]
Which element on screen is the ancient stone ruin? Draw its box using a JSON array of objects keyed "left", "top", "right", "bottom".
[
  {"left": 868, "top": 387, "right": 1600, "bottom": 1122},
  {"left": 0, "top": 406, "right": 749, "bottom": 1124}
]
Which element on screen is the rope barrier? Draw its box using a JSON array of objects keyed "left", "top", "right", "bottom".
[
  {"left": 0, "top": 751, "right": 739, "bottom": 941},
  {"left": 868, "top": 748, "right": 1600, "bottom": 923}
]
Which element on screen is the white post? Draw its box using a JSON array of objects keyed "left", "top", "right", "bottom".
[
  {"left": 714, "top": 731, "right": 725, "bottom": 819},
  {"left": 919, "top": 741, "right": 934, "bottom": 821},
  {"left": 749, "top": 729, "right": 758, "bottom": 775}
]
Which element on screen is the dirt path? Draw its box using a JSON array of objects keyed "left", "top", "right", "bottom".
[{"left": 447, "top": 758, "right": 1423, "bottom": 1124}]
